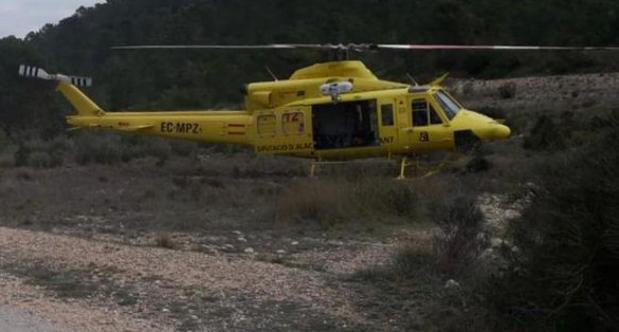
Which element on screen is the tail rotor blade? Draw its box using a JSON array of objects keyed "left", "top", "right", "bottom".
[
  {"left": 19, "top": 65, "right": 51, "bottom": 80},
  {"left": 19, "top": 64, "right": 93, "bottom": 87},
  {"left": 70, "top": 76, "right": 93, "bottom": 87}
]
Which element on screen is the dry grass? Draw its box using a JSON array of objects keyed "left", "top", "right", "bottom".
[
  {"left": 155, "top": 233, "right": 177, "bottom": 249},
  {"left": 274, "top": 177, "right": 418, "bottom": 229},
  {"left": 0, "top": 152, "right": 14, "bottom": 168}
]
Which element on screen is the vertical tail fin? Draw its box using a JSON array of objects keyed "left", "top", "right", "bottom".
[
  {"left": 56, "top": 83, "right": 105, "bottom": 117},
  {"left": 19, "top": 65, "right": 104, "bottom": 116}
]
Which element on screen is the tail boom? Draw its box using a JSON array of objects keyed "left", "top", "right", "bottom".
[
  {"left": 20, "top": 64, "right": 253, "bottom": 146},
  {"left": 67, "top": 111, "right": 253, "bottom": 145}
]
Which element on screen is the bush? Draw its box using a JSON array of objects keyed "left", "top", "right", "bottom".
[
  {"left": 464, "top": 154, "right": 491, "bottom": 173},
  {"left": 497, "top": 82, "right": 517, "bottom": 99},
  {"left": 477, "top": 107, "right": 506, "bottom": 120},
  {"left": 170, "top": 140, "right": 199, "bottom": 157},
  {"left": 277, "top": 180, "right": 344, "bottom": 226},
  {"left": 13, "top": 137, "right": 68, "bottom": 168},
  {"left": 523, "top": 115, "right": 567, "bottom": 151},
  {"left": 120, "top": 136, "right": 172, "bottom": 164},
  {"left": 72, "top": 133, "right": 188, "bottom": 165},
  {"left": 0, "top": 153, "right": 14, "bottom": 168},
  {"left": 27, "top": 151, "right": 55, "bottom": 168},
  {"left": 523, "top": 111, "right": 605, "bottom": 152},
  {"left": 0, "top": 135, "right": 17, "bottom": 168},
  {"left": 431, "top": 192, "right": 488, "bottom": 276},
  {"left": 74, "top": 133, "right": 124, "bottom": 165},
  {"left": 491, "top": 113, "right": 619, "bottom": 331},
  {"left": 155, "top": 233, "right": 177, "bottom": 249}
]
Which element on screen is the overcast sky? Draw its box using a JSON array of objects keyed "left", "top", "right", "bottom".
[{"left": 0, "top": 0, "right": 104, "bottom": 38}]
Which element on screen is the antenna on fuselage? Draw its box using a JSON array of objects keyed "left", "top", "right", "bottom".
[
  {"left": 265, "top": 65, "right": 279, "bottom": 81},
  {"left": 406, "top": 73, "right": 419, "bottom": 86}
]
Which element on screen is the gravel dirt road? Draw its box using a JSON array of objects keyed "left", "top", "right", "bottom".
[
  {"left": 0, "top": 305, "right": 68, "bottom": 332},
  {"left": 0, "top": 226, "right": 403, "bottom": 331}
]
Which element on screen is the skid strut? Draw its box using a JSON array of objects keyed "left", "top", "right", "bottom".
[
  {"left": 397, "top": 157, "right": 409, "bottom": 180},
  {"left": 309, "top": 160, "right": 349, "bottom": 177}
]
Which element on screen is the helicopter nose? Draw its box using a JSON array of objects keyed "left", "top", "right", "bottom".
[
  {"left": 493, "top": 124, "right": 511, "bottom": 139},
  {"left": 474, "top": 123, "right": 512, "bottom": 140}
]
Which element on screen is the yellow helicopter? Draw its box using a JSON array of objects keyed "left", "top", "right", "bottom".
[{"left": 19, "top": 43, "right": 618, "bottom": 178}]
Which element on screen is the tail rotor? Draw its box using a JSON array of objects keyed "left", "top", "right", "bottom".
[{"left": 18, "top": 65, "right": 93, "bottom": 87}]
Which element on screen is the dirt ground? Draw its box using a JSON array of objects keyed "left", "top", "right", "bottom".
[
  {"left": 1, "top": 72, "right": 616, "bottom": 331},
  {"left": 0, "top": 156, "right": 438, "bottom": 331}
]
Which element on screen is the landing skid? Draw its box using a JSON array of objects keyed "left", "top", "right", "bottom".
[
  {"left": 397, "top": 154, "right": 457, "bottom": 180},
  {"left": 309, "top": 160, "right": 349, "bottom": 177},
  {"left": 308, "top": 154, "right": 457, "bottom": 179}
]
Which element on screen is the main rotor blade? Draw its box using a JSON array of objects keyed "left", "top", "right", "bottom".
[
  {"left": 112, "top": 44, "right": 343, "bottom": 50},
  {"left": 112, "top": 43, "right": 619, "bottom": 52},
  {"left": 376, "top": 44, "right": 619, "bottom": 51}
]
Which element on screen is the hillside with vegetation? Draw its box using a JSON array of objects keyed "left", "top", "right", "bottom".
[
  {"left": 0, "top": 1, "right": 618, "bottom": 331},
  {"left": 2, "top": 0, "right": 619, "bottom": 137}
]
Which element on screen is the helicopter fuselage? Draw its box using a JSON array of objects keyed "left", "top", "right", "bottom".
[{"left": 59, "top": 60, "right": 510, "bottom": 161}]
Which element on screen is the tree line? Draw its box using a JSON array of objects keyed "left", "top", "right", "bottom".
[{"left": 2, "top": 0, "right": 619, "bottom": 138}]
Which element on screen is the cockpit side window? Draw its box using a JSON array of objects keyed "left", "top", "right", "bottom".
[
  {"left": 412, "top": 99, "right": 429, "bottom": 126},
  {"left": 412, "top": 99, "right": 443, "bottom": 126},
  {"left": 429, "top": 105, "right": 443, "bottom": 124}
]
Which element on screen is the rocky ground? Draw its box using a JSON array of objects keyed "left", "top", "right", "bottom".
[
  {"left": 0, "top": 225, "right": 403, "bottom": 331},
  {"left": 0, "top": 159, "right": 439, "bottom": 331},
  {"left": 449, "top": 71, "right": 619, "bottom": 111}
]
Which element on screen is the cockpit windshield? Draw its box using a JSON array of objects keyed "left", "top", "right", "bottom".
[{"left": 434, "top": 90, "right": 463, "bottom": 120}]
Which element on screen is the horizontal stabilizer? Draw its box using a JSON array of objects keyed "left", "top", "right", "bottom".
[
  {"left": 19, "top": 65, "right": 93, "bottom": 87},
  {"left": 116, "top": 124, "right": 155, "bottom": 132},
  {"left": 68, "top": 124, "right": 154, "bottom": 132}
]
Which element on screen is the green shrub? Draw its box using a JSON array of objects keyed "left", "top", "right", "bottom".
[
  {"left": 170, "top": 140, "right": 199, "bottom": 157},
  {"left": 155, "top": 233, "right": 177, "bottom": 249},
  {"left": 464, "top": 153, "right": 491, "bottom": 173},
  {"left": 74, "top": 133, "right": 124, "bottom": 165},
  {"left": 13, "top": 137, "right": 68, "bottom": 168},
  {"left": 27, "top": 151, "right": 55, "bottom": 168},
  {"left": 431, "top": 193, "right": 488, "bottom": 276},
  {"left": 523, "top": 115, "right": 567, "bottom": 151},
  {"left": 491, "top": 113, "right": 619, "bottom": 331},
  {"left": 497, "top": 82, "right": 517, "bottom": 99},
  {"left": 0, "top": 153, "right": 14, "bottom": 168}
]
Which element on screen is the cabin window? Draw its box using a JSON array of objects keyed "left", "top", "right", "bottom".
[
  {"left": 380, "top": 104, "right": 394, "bottom": 126},
  {"left": 412, "top": 99, "right": 429, "bottom": 126},
  {"left": 257, "top": 114, "right": 277, "bottom": 135},
  {"left": 282, "top": 112, "right": 305, "bottom": 135},
  {"left": 312, "top": 99, "right": 379, "bottom": 150}
]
